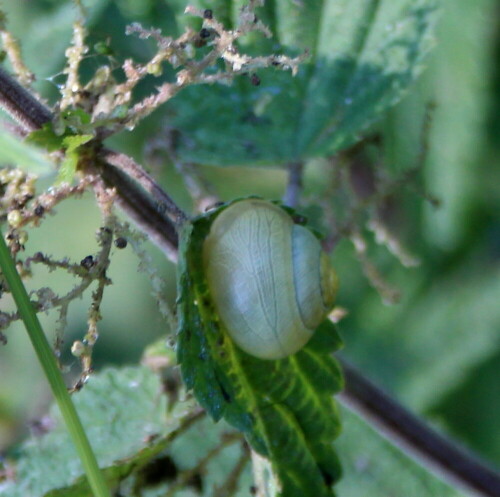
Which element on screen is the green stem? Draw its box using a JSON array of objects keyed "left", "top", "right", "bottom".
[{"left": 0, "top": 232, "right": 111, "bottom": 497}]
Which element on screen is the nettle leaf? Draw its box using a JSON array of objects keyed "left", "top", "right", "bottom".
[
  {"left": 5, "top": 366, "right": 252, "bottom": 497},
  {"left": 177, "top": 202, "right": 344, "bottom": 497},
  {"left": 61, "top": 134, "right": 94, "bottom": 152},
  {"left": 5, "top": 367, "right": 173, "bottom": 497},
  {"left": 56, "top": 149, "right": 80, "bottom": 185},
  {"left": 166, "top": 0, "right": 439, "bottom": 167}
]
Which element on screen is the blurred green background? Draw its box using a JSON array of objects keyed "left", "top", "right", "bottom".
[{"left": 0, "top": 0, "right": 499, "bottom": 486}]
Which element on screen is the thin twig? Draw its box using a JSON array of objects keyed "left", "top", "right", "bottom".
[
  {"left": 1, "top": 61, "right": 500, "bottom": 497},
  {"left": 214, "top": 442, "right": 250, "bottom": 496},
  {"left": 59, "top": 21, "right": 87, "bottom": 110},
  {"left": 0, "top": 30, "right": 35, "bottom": 87},
  {"left": 173, "top": 161, "right": 219, "bottom": 214},
  {"left": 2, "top": 245, "right": 112, "bottom": 332},
  {"left": 282, "top": 160, "right": 304, "bottom": 208},
  {"left": 165, "top": 432, "right": 242, "bottom": 496}
]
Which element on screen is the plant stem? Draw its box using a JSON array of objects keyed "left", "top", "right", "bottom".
[
  {"left": 102, "top": 150, "right": 188, "bottom": 226},
  {"left": 96, "top": 160, "right": 179, "bottom": 261},
  {"left": 339, "top": 358, "right": 500, "bottom": 497},
  {"left": 0, "top": 233, "right": 111, "bottom": 497},
  {"left": 282, "top": 160, "right": 304, "bottom": 208},
  {"left": 0, "top": 66, "right": 51, "bottom": 129},
  {"left": 1, "top": 63, "right": 500, "bottom": 497}
]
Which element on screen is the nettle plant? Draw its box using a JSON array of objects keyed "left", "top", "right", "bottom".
[{"left": 1, "top": 1, "right": 498, "bottom": 497}]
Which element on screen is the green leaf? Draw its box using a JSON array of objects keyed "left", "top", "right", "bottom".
[
  {"left": 53, "top": 110, "right": 94, "bottom": 137},
  {"left": 61, "top": 134, "right": 94, "bottom": 152},
  {"left": 27, "top": 123, "right": 94, "bottom": 185},
  {"left": 30, "top": 126, "right": 93, "bottom": 152},
  {"left": 336, "top": 406, "right": 464, "bottom": 496},
  {"left": 56, "top": 149, "right": 79, "bottom": 185},
  {"left": 176, "top": 201, "right": 344, "bottom": 497},
  {"left": 4, "top": 367, "right": 174, "bottom": 497},
  {"left": 55, "top": 134, "right": 93, "bottom": 185},
  {"left": 26, "top": 123, "right": 65, "bottom": 152},
  {"left": 0, "top": 130, "right": 54, "bottom": 175},
  {"left": 166, "top": 0, "right": 439, "bottom": 167},
  {"left": 61, "top": 109, "right": 92, "bottom": 128},
  {"left": 5, "top": 366, "right": 254, "bottom": 497}
]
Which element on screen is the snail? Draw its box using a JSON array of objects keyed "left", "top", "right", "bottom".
[{"left": 203, "top": 199, "right": 338, "bottom": 360}]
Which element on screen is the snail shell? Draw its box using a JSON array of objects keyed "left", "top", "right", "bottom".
[{"left": 203, "top": 199, "right": 338, "bottom": 360}]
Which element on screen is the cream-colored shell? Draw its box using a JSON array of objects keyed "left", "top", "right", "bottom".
[{"left": 203, "top": 199, "right": 336, "bottom": 360}]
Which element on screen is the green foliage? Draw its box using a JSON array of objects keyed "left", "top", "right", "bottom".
[
  {"left": 1, "top": 366, "right": 467, "bottom": 497},
  {"left": 0, "top": 131, "right": 53, "bottom": 175},
  {"left": 1, "top": 0, "right": 500, "bottom": 496},
  {"left": 27, "top": 109, "right": 94, "bottom": 150},
  {"left": 27, "top": 109, "right": 95, "bottom": 184},
  {"left": 336, "top": 407, "right": 463, "bottom": 496},
  {"left": 3, "top": 367, "right": 171, "bottom": 497},
  {"left": 27, "top": 124, "right": 66, "bottom": 152},
  {"left": 57, "top": 134, "right": 93, "bottom": 185},
  {"left": 165, "top": 0, "right": 439, "bottom": 166},
  {"left": 177, "top": 201, "right": 343, "bottom": 496}
]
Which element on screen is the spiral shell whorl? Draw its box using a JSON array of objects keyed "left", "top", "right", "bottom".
[{"left": 203, "top": 199, "right": 337, "bottom": 359}]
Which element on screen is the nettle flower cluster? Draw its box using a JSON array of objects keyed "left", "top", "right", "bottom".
[{"left": 0, "top": 0, "right": 304, "bottom": 381}]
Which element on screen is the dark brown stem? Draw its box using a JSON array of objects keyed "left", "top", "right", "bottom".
[
  {"left": 339, "top": 358, "right": 500, "bottom": 497},
  {"left": 0, "top": 67, "right": 51, "bottom": 130},
  {"left": 0, "top": 66, "right": 182, "bottom": 259},
  {"left": 102, "top": 149, "right": 188, "bottom": 226},
  {"left": 96, "top": 162, "right": 179, "bottom": 260},
  {"left": 1, "top": 64, "right": 500, "bottom": 497}
]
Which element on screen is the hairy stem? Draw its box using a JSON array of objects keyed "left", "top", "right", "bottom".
[
  {"left": 102, "top": 150, "right": 188, "bottom": 226},
  {"left": 0, "top": 66, "right": 182, "bottom": 260},
  {"left": 0, "top": 67, "right": 51, "bottom": 129},
  {"left": 96, "top": 162, "right": 179, "bottom": 260},
  {"left": 1, "top": 65, "right": 500, "bottom": 497}
]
